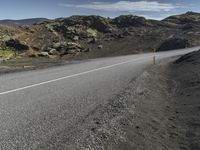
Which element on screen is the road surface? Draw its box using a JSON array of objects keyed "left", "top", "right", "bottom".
[{"left": 0, "top": 47, "right": 199, "bottom": 149}]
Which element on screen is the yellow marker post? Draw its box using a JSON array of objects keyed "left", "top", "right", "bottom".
[{"left": 153, "top": 49, "right": 156, "bottom": 65}]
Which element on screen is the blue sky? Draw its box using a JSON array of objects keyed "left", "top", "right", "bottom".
[{"left": 0, "top": 0, "right": 199, "bottom": 20}]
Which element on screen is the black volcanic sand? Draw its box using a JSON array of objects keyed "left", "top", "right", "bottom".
[
  {"left": 39, "top": 52, "right": 200, "bottom": 149},
  {"left": 171, "top": 50, "right": 200, "bottom": 150}
]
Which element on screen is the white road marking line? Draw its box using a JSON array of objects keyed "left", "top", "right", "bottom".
[{"left": 0, "top": 56, "right": 152, "bottom": 96}]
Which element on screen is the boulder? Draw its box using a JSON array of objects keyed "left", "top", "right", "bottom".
[
  {"left": 66, "top": 42, "right": 82, "bottom": 50},
  {"left": 72, "top": 36, "right": 79, "bottom": 41},
  {"left": 114, "top": 15, "right": 148, "bottom": 27},
  {"left": 87, "top": 38, "right": 97, "bottom": 44},
  {"left": 38, "top": 52, "right": 50, "bottom": 58},
  {"left": 52, "top": 42, "right": 68, "bottom": 51},
  {"left": 52, "top": 42, "right": 63, "bottom": 49},
  {"left": 98, "top": 45, "right": 103, "bottom": 49},
  {"left": 49, "top": 49, "right": 57, "bottom": 55},
  {"left": 52, "top": 42, "right": 83, "bottom": 55},
  {"left": 5, "top": 39, "right": 29, "bottom": 51},
  {"left": 157, "top": 38, "right": 190, "bottom": 51},
  {"left": 54, "top": 41, "right": 81, "bottom": 48}
]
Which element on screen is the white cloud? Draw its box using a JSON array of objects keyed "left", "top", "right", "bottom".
[{"left": 59, "top": 1, "right": 177, "bottom": 12}]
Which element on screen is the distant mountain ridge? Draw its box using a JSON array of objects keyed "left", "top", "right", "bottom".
[{"left": 0, "top": 18, "right": 48, "bottom": 26}]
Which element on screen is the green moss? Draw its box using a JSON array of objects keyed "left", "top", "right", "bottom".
[
  {"left": 46, "top": 24, "right": 58, "bottom": 36},
  {"left": 0, "top": 49, "right": 18, "bottom": 60},
  {"left": 86, "top": 28, "right": 97, "bottom": 38},
  {"left": 0, "top": 35, "right": 11, "bottom": 42}
]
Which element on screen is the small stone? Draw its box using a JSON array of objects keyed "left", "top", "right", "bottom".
[
  {"left": 38, "top": 52, "right": 50, "bottom": 58},
  {"left": 72, "top": 36, "right": 79, "bottom": 41},
  {"left": 49, "top": 49, "right": 57, "bottom": 55},
  {"left": 98, "top": 45, "right": 103, "bottom": 49}
]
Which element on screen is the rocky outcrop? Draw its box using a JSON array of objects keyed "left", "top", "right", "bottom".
[
  {"left": 52, "top": 42, "right": 83, "bottom": 55},
  {"left": 1, "top": 12, "right": 200, "bottom": 61},
  {"left": 157, "top": 38, "right": 190, "bottom": 51},
  {"left": 114, "top": 15, "right": 148, "bottom": 27},
  {"left": 5, "top": 39, "right": 29, "bottom": 51},
  {"left": 61, "top": 16, "right": 113, "bottom": 33},
  {"left": 163, "top": 12, "right": 200, "bottom": 25}
]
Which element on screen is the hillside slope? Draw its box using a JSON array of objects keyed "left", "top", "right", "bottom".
[{"left": 0, "top": 12, "right": 200, "bottom": 66}]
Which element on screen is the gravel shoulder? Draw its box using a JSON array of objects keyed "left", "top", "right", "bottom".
[{"left": 36, "top": 53, "right": 200, "bottom": 150}]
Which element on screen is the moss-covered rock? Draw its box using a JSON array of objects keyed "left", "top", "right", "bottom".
[
  {"left": 49, "top": 49, "right": 57, "bottom": 55},
  {"left": 86, "top": 28, "right": 97, "bottom": 38},
  {"left": 52, "top": 42, "right": 83, "bottom": 51},
  {"left": 0, "top": 35, "right": 11, "bottom": 42},
  {"left": 66, "top": 42, "right": 82, "bottom": 50},
  {"left": 45, "top": 24, "right": 58, "bottom": 36},
  {"left": 0, "top": 49, "right": 18, "bottom": 61}
]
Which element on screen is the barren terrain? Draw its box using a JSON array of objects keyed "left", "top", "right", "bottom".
[{"left": 1, "top": 12, "right": 200, "bottom": 73}]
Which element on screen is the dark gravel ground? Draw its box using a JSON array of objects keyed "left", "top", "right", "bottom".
[{"left": 171, "top": 50, "right": 200, "bottom": 150}]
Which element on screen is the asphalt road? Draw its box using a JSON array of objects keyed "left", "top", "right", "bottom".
[{"left": 0, "top": 47, "right": 199, "bottom": 149}]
